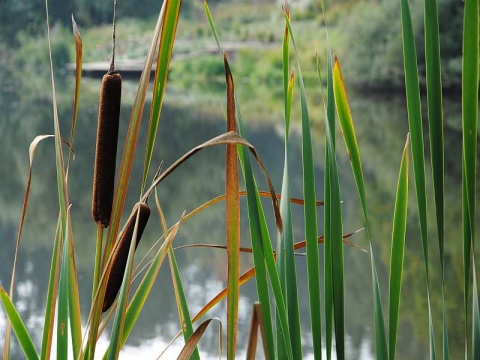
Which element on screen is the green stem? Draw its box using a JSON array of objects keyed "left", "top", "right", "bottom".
[{"left": 92, "top": 224, "right": 103, "bottom": 306}]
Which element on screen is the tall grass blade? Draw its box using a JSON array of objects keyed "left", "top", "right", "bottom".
[
  {"left": 236, "top": 126, "right": 293, "bottom": 360},
  {"left": 0, "top": 288, "right": 39, "bottom": 360},
  {"left": 388, "top": 136, "right": 409, "bottom": 360},
  {"left": 41, "top": 0, "right": 72, "bottom": 357},
  {"left": 276, "top": 20, "right": 288, "bottom": 358},
  {"left": 399, "top": 0, "right": 436, "bottom": 357},
  {"left": 283, "top": 14, "right": 323, "bottom": 359},
  {"left": 68, "top": 15, "right": 83, "bottom": 168},
  {"left": 57, "top": 211, "right": 70, "bottom": 359},
  {"left": 325, "top": 53, "right": 335, "bottom": 360},
  {"left": 332, "top": 57, "right": 388, "bottom": 359},
  {"left": 424, "top": 0, "right": 444, "bottom": 266},
  {"left": 281, "top": 71, "right": 303, "bottom": 360},
  {"left": 462, "top": 0, "right": 479, "bottom": 353},
  {"left": 168, "top": 248, "right": 200, "bottom": 360},
  {"left": 230, "top": 194, "right": 274, "bottom": 359},
  {"left": 318, "top": 55, "right": 348, "bottom": 359},
  {"left": 66, "top": 18, "right": 84, "bottom": 360},
  {"left": 278, "top": 11, "right": 302, "bottom": 358},
  {"left": 473, "top": 258, "right": 480, "bottom": 358},
  {"left": 151, "top": 193, "right": 200, "bottom": 360},
  {"left": 424, "top": 0, "right": 448, "bottom": 350},
  {"left": 67, "top": 218, "right": 82, "bottom": 360},
  {"left": 224, "top": 53, "right": 240, "bottom": 360},
  {"left": 141, "top": 0, "right": 182, "bottom": 191},
  {"left": 3, "top": 134, "right": 56, "bottom": 359},
  {"left": 41, "top": 221, "right": 63, "bottom": 360},
  {"left": 233, "top": 81, "right": 292, "bottom": 359},
  {"left": 324, "top": 111, "right": 345, "bottom": 359},
  {"left": 203, "top": 0, "right": 221, "bottom": 50},
  {"left": 177, "top": 318, "right": 222, "bottom": 360}
]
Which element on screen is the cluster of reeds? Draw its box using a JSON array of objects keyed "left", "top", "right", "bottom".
[{"left": 0, "top": 0, "right": 478, "bottom": 358}]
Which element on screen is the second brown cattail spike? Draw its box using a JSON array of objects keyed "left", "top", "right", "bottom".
[
  {"left": 102, "top": 202, "right": 151, "bottom": 312},
  {"left": 92, "top": 0, "right": 121, "bottom": 227}
]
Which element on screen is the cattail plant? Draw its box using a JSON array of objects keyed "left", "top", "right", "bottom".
[
  {"left": 103, "top": 201, "right": 151, "bottom": 312},
  {"left": 92, "top": 0, "right": 121, "bottom": 228}
]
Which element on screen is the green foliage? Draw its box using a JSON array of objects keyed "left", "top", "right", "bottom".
[
  {"left": 10, "top": 25, "right": 73, "bottom": 97},
  {"left": 335, "top": 0, "right": 464, "bottom": 90}
]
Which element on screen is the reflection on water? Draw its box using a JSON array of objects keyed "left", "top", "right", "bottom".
[{"left": 0, "top": 69, "right": 473, "bottom": 359}]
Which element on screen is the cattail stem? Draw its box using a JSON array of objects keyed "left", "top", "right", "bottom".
[
  {"left": 109, "top": 0, "right": 118, "bottom": 73},
  {"left": 92, "top": 223, "right": 103, "bottom": 304}
]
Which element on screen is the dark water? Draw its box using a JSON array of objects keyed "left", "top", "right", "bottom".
[{"left": 0, "top": 69, "right": 473, "bottom": 359}]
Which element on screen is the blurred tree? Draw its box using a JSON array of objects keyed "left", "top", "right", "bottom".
[{"left": 335, "top": 0, "right": 464, "bottom": 91}]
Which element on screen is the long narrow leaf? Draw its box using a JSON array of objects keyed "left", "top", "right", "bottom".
[
  {"left": 388, "top": 136, "right": 409, "bottom": 360},
  {"left": 283, "top": 14, "right": 323, "bottom": 359},
  {"left": 177, "top": 318, "right": 222, "bottom": 360},
  {"left": 57, "top": 211, "right": 70, "bottom": 360},
  {"left": 42, "top": 0, "right": 72, "bottom": 356},
  {"left": 424, "top": 4, "right": 446, "bottom": 349},
  {"left": 279, "top": 53, "right": 302, "bottom": 359},
  {"left": 4, "top": 134, "right": 57, "bottom": 359},
  {"left": 67, "top": 17, "right": 83, "bottom": 360},
  {"left": 322, "top": 51, "right": 335, "bottom": 360},
  {"left": 400, "top": 1, "right": 438, "bottom": 358},
  {"left": 424, "top": 0, "right": 444, "bottom": 273},
  {"left": 473, "top": 258, "right": 480, "bottom": 358},
  {"left": 325, "top": 115, "right": 345, "bottom": 359},
  {"left": 332, "top": 57, "right": 388, "bottom": 359},
  {"left": 155, "top": 189, "right": 199, "bottom": 360},
  {"left": 67, "top": 216, "right": 82, "bottom": 360},
  {"left": 0, "top": 288, "right": 39, "bottom": 360},
  {"left": 237, "top": 132, "right": 293, "bottom": 360},
  {"left": 462, "top": 0, "right": 479, "bottom": 353},
  {"left": 41, "top": 220, "right": 63, "bottom": 360},
  {"left": 141, "top": 0, "right": 182, "bottom": 191},
  {"left": 168, "top": 248, "right": 200, "bottom": 360},
  {"left": 224, "top": 53, "right": 240, "bottom": 360}
]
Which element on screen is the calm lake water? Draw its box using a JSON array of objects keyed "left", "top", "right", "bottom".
[{"left": 0, "top": 65, "right": 474, "bottom": 359}]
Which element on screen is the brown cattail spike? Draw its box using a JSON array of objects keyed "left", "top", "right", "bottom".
[
  {"left": 92, "top": 71, "right": 122, "bottom": 227},
  {"left": 102, "top": 202, "right": 151, "bottom": 312}
]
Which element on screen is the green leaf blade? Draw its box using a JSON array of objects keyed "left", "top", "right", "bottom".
[
  {"left": 283, "top": 15, "right": 323, "bottom": 359},
  {"left": 325, "top": 119, "right": 345, "bottom": 360},
  {"left": 57, "top": 215, "right": 70, "bottom": 360},
  {"left": 141, "top": 0, "right": 182, "bottom": 192},
  {"left": 168, "top": 248, "right": 201, "bottom": 360},
  {"left": 388, "top": 137, "right": 409, "bottom": 360},
  {"left": 462, "top": 0, "right": 479, "bottom": 354},
  {"left": 332, "top": 57, "right": 388, "bottom": 359},
  {"left": 224, "top": 54, "right": 240, "bottom": 360},
  {"left": 280, "top": 58, "right": 302, "bottom": 360},
  {"left": 400, "top": 1, "right": 437, "bottom": 358},
  {"left": 0, "top": 288, "right": 39, "bottom": 360}
]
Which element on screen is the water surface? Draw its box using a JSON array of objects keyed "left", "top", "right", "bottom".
[{"left": 0, "top": 71, "right": 471, "bottom": 359}]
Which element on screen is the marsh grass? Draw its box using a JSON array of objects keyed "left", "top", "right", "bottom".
[{"left": 0, "top": 0, "right": 478, "bottom": 359}]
